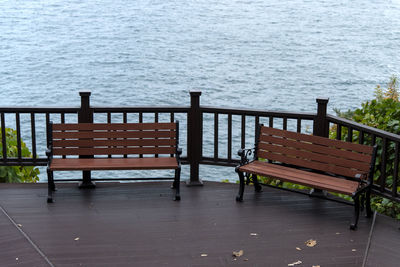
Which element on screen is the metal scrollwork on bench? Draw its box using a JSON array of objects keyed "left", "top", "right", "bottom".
[{"left": 236, "top": 148, "right": 254, "bottom": 184}]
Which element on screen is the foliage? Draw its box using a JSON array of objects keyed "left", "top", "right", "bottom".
[
  {"left": 332, "top": 75, "right": 400, "bottom": 219},
  {"left": 0, "top": 128, "right": 40, "bottom": 183}
]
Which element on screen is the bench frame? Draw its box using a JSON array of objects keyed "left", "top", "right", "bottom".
[
  {"left": 236, "top": 125, "right": 377, "bottom": 230},
  {"left": 46, "top": 121, "right": 182, "bottom": 203}
]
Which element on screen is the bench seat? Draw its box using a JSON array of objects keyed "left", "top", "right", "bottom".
[
  {"left": 236, "top": 125, "right": 377, "bottom": 230},
  {"left": 50, "top": 157, "right": 179, "bottom": 171},
  {"left": 239, "top": 161, "right": 359, "bottom": 195},
  {"left": 46, "top": 122, "right": 182, "bottom": 202}
]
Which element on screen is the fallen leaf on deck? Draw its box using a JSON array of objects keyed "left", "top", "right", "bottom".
[
  {"left": 250, "top": 233, "right": 258, "bottom": 236},
  {"left": 296, "top": 247, "right": 302, "bottom": 251},
  {"left": 336, "top": 232, "right": 341, "bottom": 235},
  {"left": 74, "top": 237, "right": 80, "bottom": 241},
  {"left": 243, "top": 258, "right": 248, "bottom": 261},
  {"left": 232, "top": 250, "right": 244, "bottom": 257},
  {"left": 312, "top": 265, "right": 320, "bottom": 267},
  {"left": 305, "top": 239, "right": 317, "bottom": 247},
  {"left": 16, "top": 258, "right": 18, "bottom": 261},
  {"left": 201, "top": 254, "right": 208, "bottom": 257},
  {"left": 352, "top": 249, "right": 357, "bottom": 252},
  {"left": 17, "top": 224, "right": 22, "bottom": 227},
  {"left": 288, "top": 260, "right": 302, "bottom": 266}
]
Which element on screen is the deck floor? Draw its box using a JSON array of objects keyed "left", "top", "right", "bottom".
[{"left": 0, "top": 181, "right": 392, "bottom": 267}]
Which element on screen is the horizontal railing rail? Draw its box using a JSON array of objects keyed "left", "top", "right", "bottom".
[
  {"left": 200, "top": 106, "right": 315, "bottom": 167},
  {"left": 1, "top": 107, "right": 79, "bottom": 166},
  {"left": 1, "top": 92, "right": 399, "bottom": 203}
]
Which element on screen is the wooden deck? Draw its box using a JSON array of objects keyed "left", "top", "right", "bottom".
[{"left": 0, "top": 182, "right": 397, "bottom": 267}]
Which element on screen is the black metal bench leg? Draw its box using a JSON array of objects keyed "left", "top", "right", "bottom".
[
  {"left": 365, "top": 188, "right": 372, "bottom": 218},
  {"left": 47, "top": 168, "right": 54, "bottom": 203},
  {"left": 174, "top": 167, "right": 181, "bottom": 201},
  {"left": 350, "top": 195, "right": 360, "bottom": 230},
  {"left": 252, "top": 174, "right": 262, "bottom": 192},
  {"left": 236, "top": 170, "right": 245, "bottom": 202}
]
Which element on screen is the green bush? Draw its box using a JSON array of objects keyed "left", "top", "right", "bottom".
[{"left": 0, "top": 128, "right": 40, "bottom": 183}]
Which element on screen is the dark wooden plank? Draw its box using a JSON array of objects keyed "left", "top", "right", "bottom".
[
  {"left": 364, "top": 213, "right": 400, "bottom": 267},
  {"left": 53, "top": 130, "right": 176, "bottom": 139},
  {"left": 0, "top": 182, "right": 375, "bottom": 266},
  {"left": 53, "top": 146, "right": 176, "bottom": 156},
  {"left": 261, "top": 126, "right": 373, "bottom": 154},
  {"left": 50, "top": 157, "right": 178, "bottom": 170},
  {"left": 0, "top": 208, "right": 50, "bottom": 267},
  {"left": 259, "top": 133, "right": 373, "bottom": 163},
  {"left": 53, "top": 138, "right": 176, "bottom": 148},
  {"left": 257, "top": 149, "right": 364, "bottom": 178},
  {"left": 52, "top": 122, "right": 176, "bottom": 131},
  {"left": 258, "top": 142, "right": 371, "bottom": 172},
  {"left": 239, "top": 161, "right": 359, "bottom": 195}
]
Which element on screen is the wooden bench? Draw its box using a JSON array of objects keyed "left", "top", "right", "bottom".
[
  {"left": 46, "top": 122, "right": 181, "bottom": 203},
  {"left": 236, "top": 125, "right": 377, "bottom": 229}
]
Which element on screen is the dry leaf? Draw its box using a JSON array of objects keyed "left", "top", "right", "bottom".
[
  {"left": 352, "top": 249, "right": 357, "bottom": 252},
  {"left": 15, "top": 258, "right": 18, "bottom": 261},
  {"left": 232, "top": 250, "right": 244, "bottom": 257},
  {"left": 74, "top": 237, "right": 80, "bottom": 241},
  {"left": 243, "top": 258, "right": 248, "bottom": 261},
  {"left": 17, "top": 224, "right": 22, "bottom": 227},
  {"left": 201, "top": 254, "right": 208, "bottom": 257},
  {"left": 296, "top": 247, "right": 302, "bottom": 251},
  {"left": 250, "top": 233, "right": 258, "bottom": 236},
  {"left": 288, "top": 260, "right": 302, "bottom": 266},
  {"left": 335, "top": 232, "right": 341, "bottom": 235},
  {"left": 312, "top": 265, "right": 320, "bottom": 267},
  {"left": 305, "top": 239, "right": 317, "bottom": 247}
]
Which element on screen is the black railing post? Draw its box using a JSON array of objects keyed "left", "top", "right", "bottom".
[
  {"left": 313, "top": 98, "right": 329, "bottom": 138},
  {"left": 78, "top": 91, "right": 95, "bottom": 188},
  {"left": 311, "top": 97, "right": 329, "bottom": 196},
  {"left": 187, "top": 91, "right": 203, "bottom": 186}
]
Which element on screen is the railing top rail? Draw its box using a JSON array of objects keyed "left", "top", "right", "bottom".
[
  {"left": 327, "top": 114, "right": 400, "bottom": 142},
  {"left": 201, "top": 105, "right": 315, "bottom": 119},
  {"left": 0, "top": 107, "right": 80, "bottom": 113},
  {"left": 92, "top": 106, "right": 190, "bottom": 113}
]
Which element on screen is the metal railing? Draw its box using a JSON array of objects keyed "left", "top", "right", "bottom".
[{"left": 1, "top": 92, "right": 399, "bottom": 202}]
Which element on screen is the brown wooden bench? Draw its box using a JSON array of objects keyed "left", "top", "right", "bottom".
[
  {"left": 236, "top": 125, "right": 377, "bottom": 229},
  {"left": 46, "top": 122, "right": 181, "bottom": 203}
]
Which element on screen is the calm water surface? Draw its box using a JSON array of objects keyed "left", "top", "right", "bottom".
[{"left": 1, "top": 0, "right": 400, "bottom": 181}]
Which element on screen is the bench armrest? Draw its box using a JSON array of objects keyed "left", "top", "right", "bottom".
[{"left": 237, "top": 148, "right": 254, "bottom": 165}]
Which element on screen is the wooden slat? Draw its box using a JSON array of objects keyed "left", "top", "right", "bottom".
[
  {"left": 50, "top": 157, "right": 178, "bottom": 171},
  {"left": 259, "top": 134, "right": 372, "bottom": 163},
  {"left": 53, "top": 138, "right": 176, "bottom": 148},
  {"left": 258, "top": 142, "right": 371, "bottom": 172},
  {"left": 257, "top": 150, "right": 364, "bottom": 179},
  {"left": 239, "top": 161, "right": 359, "bottom": 195},
  {"left": 52, "top": 122, "right": 176, "bottom": 131},
  {"left": 53, "top": 147, "right": 176, "bottom": 156},
  {"left": 53, "top": 130, "right": 176, "bottom": 139},
  {"left": 260, "top": 126, "right": 373, "bottom": 154}
]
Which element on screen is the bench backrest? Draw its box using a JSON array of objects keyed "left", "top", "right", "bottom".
[
  {"left": 256, "top": 126, "right": 376, "bottom": 179},
  {"left": 48, "top": 122, "right": 179, "bottom": 157}
]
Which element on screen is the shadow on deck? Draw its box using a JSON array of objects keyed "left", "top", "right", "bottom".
[{"left": 0, "top": 182, "right": 398, "bottom": 267}]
